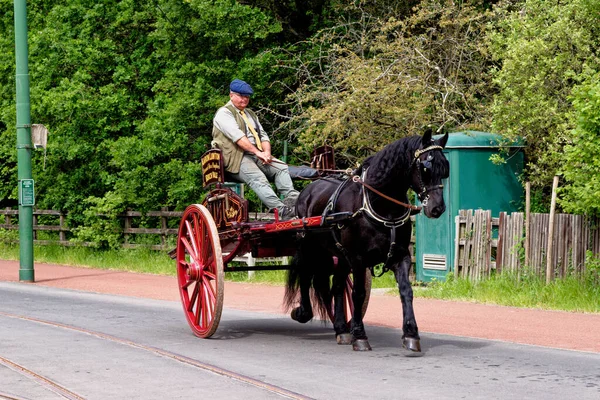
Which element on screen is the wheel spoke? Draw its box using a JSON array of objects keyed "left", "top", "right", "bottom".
[
  {"left": 195, "top": 283, "right": 204, "bottom": 327},
  {"left": 186, "top": 218, "right": 199, "bottom": 259},
  {"left": 178, "top": 261, "right": 196, "bottom": 289},
  {"left": 180, "top": 236, "right": 196, "bottom": 261},
  {"left": 203, "top": 280, "right": 214, "bottom": 323},
  {"left": 188, "top": 283, "right": 199, "bottom": 313},
  {"left": 192, "top": 213, "right": 203, "bottom": 260},
  {"left": 201, "top": 284, "right": 211, "bottom": 329},
  {"left": 203, "top": 269, "right": 216, "bottom": 281},
  {"left": 202, "top": 275, "right": 217, "bottom": 305},
  {"left": 204, "top": 255, "right": 215, "bottom": 270},
  {"left": 182, "top": 276, "right": 195, "bottom": 289},
  {"left": 199, "top": 223, "right": 210, "bottom": 264}
]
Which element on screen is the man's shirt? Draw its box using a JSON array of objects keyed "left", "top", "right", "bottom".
[{"left": 213, "top": 101, "right": 269, "bottom": 149}]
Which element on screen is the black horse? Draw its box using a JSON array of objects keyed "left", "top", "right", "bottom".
[{"left": 284, "top": 130, "right": 449, "bottom": 354}]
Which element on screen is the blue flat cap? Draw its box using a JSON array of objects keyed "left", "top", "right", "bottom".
[{"left": 230, "top": 79, "right": 254, "bottom": 96}]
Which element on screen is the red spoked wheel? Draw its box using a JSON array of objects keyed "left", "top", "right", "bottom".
[
  {"left": 328, "top": 269, "right": 372, "bottom": 325},
  {"left": 176, "top": 204, "right": 224, "bottom": 338}
]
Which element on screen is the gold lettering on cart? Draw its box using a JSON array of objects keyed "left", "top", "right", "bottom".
[{"left": 226, "top": 207, "right": 238, "bottom": 219}]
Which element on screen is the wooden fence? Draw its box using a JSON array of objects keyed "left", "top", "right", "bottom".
[
  {"left": 1, "top": 208, "right": 185, "bottom": 250},
  {"left": 456, "top": 209, "right": 600, "bottom": 280},
  {"left": 0, "top": 208, "right": 293, "bottom": 250},
  {"left": 5, "top": 207, "right": 598, "bottom": 281}
]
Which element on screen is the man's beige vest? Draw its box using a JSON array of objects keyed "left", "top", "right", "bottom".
[{"left": 211, "top": 104, "right": 261, "bottom": 174}]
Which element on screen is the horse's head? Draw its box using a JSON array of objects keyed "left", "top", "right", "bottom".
[{"left": 411, "top": 131, "right": 450, "bottom": 218}]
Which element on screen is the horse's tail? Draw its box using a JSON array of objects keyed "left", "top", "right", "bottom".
[
  {"left": 283, "top": 253, "right": 303, "bottom": 311},
  {"left": 311, "top": 261, "right": 332, "bottom": 321},
  {"left": 284, "top": 238, "right": 333, "bottom": 321}
]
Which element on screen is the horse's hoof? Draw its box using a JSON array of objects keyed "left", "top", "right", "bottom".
[
  {"left": 290, "top": 308, "right": 313, "bottom": 324},
  {"left": 336, "top": 333, "right": 352, "bottom": 345},
  {"left": 402, "top": 337, "right": 423, "bottom": 357},
  {"left": 352, "top": 339, "right": 372, "bottom": 351}
]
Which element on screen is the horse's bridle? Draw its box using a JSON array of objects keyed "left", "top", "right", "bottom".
[
  {"left": 350, "top": 144, "right": 445, "bottom": 212},
  {"left": 411, "top": 144, "right": 445, "bottom": 207}
]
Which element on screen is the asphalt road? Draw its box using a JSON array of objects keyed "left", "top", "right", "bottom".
[{"left": 1, "top": 281, "right": 598, "bottom": 400}]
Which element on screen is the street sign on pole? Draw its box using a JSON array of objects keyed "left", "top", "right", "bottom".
[{"left": 19, "top": 179, "right": 35, "bottom": 206}]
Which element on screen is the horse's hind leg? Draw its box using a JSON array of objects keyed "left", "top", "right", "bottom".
[
  {"left": 393, "top": 253, "right": 422, "bottom": 356},
  {"left": 290, "top": 268, "right": 313, "bottom": 323},
  {"left": 289, "top": 241, "right": 315, "bottom": 323}
]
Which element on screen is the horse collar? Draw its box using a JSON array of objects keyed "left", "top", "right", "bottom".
[{"left": 359, "top": 168, "right": 412, "bottom": 228}]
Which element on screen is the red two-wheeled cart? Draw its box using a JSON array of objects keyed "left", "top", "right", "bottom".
[{"left": 175, "top": 148, "right": 371, "bottom": 338}]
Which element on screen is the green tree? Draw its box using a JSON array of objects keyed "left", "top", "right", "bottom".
[
  {"left": 279, "top": 0, "right": 494, "bottom": 165},
  {"left": 0, "top": 0, "right": 288, "bottom": 246},
  {"left": 560, "top": 76, "right": 600, "bottom": 216},
  {"left": 488, "top": 0, "right": 600, "bottom": 199}
]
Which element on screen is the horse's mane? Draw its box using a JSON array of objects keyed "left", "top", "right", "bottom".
[{"left": 358, "top": 135, "right": 423, "bottom": 188}]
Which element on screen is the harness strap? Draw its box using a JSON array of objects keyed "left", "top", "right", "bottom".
[
  {"left": 371, "top": 225, "right": 397, "bottom": 278},
  {"left": 359, "top": 168, "right": 413, "bottom": 227},
  {"left": 352, "top": 175, "right": 421, "bottom": 211},
  {"left": 320, "top": 177, "right": 354, "bottom": 260},
  {"left": 321, "top": 177, "right": 351, "bottom": 222},
  {"left": 414, "top": 145, "right": 443, "bottom": 160}
]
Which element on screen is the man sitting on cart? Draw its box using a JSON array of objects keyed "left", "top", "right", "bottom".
[{"left": 212, "top": 79, "right": 299, "bottom": 220}]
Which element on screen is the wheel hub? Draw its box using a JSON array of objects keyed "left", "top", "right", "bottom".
[{"left": 187, "top": 261, "right": 202, "bottom": 281}]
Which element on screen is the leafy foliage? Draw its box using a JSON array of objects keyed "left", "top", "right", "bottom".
[
  {"left": 560, "top": 76, "right": 600, "bottom": 216},
  {"left": 279, "top": 0, "right": 494, "bottom": 165},
  {"left": 0, "top": 0, "right": 286, "bottom": 246},
  {"left": 1, "top": 0, "right": 600, "bottom": 246},
  {"left": 488, "top": 0, "right": 600, "bottom": 199}
]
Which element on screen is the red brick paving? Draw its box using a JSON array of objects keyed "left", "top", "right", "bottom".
[{"left": 1, "top": 260, "right": 598, "bottom": 353}]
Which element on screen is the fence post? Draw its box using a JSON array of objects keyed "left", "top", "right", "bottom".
[
  {"left": 247, "top": 253, "right": 256, "bottom": 279},
  {"left": 546, "top": 176, "right": 559, "bottom": 284},
  {"left": 32, "top": 212, "right": 37, "bottom": 240},
  {"left": 161, "top": 206, "right": 168, "bottom": 249},
  {"left": 59, "top": 212, "right": 66, "bottom": 242},
  {"left": 124, "top": 212, "right": 131, "bottom": 246},
  {"left": 525, "top": 182, "right": 531, "bottom": 271}
]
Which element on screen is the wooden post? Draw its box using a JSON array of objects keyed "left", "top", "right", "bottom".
[
  {"left": 32, "top": 212, "right": 37, "bottom": 240},
  {"left": 59, "top": 212, "right": 66, "bottom": 242},
  {"left": 161, "top": 207, "right": 168, "bottom": 249},
  {"left": 546, "top": 176, "right": 559, "bottom": 284},
  {"left": 524, "top": 182, "right": 531, "bottom": 279},
  {"left": 247, "top": 253, "right": 256, "bottom": 279},
  {"left": 124, "top": 213, "right": 131, "bottom": 246}
]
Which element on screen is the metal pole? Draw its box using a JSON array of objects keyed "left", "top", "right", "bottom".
[{"left": 14, "top": 0, "right": 34, "bottom": 282}]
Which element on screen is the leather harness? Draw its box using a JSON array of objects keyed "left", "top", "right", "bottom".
[{"left": 320, "top": 144, "right": 444, "bottom": 277}]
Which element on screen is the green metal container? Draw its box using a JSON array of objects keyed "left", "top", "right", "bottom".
[{"left": 415, "top": 131, "right": 524, "bottom": 282}]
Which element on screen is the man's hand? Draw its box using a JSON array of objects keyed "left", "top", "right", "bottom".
[
  {"left": 256, "top": 151, "right": 272, "bottom": 164},
  {"left": 235, "top": 137, "right": 273, "bottom": 164}
]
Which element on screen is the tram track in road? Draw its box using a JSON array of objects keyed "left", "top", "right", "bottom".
[
  {"left": 0, "top": 355, "right": 84, "bottom": 400},
  {"left": 0, "top": 311, "right": 313, "bottom": 400}
]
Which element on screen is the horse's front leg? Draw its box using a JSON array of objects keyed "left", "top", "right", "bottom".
[
  {"left": 393, "top": 252, "right": 422, "bottom": 356},
  {"left": 331, "top": 270, "right": 351, "bottom": 344},
  {"left": 349, "top": 265, "right": 371, "bottom": 351}
]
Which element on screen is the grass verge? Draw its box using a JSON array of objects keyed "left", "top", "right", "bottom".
[{"left": 414, "top": 271, "right": 600, "bottom": 313}]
